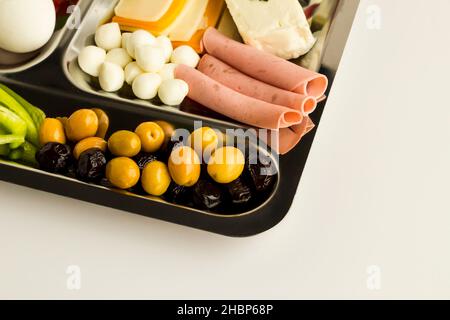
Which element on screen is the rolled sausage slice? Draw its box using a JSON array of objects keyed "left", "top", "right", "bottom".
[
  {"left": 198, "top": 54, "right": 317, "bottom": 115},
  {"left": 263, "top": 117, "right": 315, "bottom": 155},
  {"left": 175, "top": 64, "right": 303, "bottom": 130},
  {"left": 202, "top": 28, "right": 328, "bottom": 98}
]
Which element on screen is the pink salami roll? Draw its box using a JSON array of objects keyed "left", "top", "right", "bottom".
[
  {"left": 198, "top": 55, "right": 317, "bottom": 115},
  {"left": 175, "top": 64, "right": 303, "bottom": 130},
  {"left": 263, "top": 117, "right": 315, "bottom": 155},
  {"left": 202, "top": 28, "right": 328, "bottom": 99}
]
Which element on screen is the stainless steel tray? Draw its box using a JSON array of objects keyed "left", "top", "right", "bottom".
[{"left": 0, "top": 0, "right": 359, "bottom": 236}]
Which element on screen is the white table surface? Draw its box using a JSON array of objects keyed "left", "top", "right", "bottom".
[{"left": 1, "top": 0, "right": 450, "bottom": 299}]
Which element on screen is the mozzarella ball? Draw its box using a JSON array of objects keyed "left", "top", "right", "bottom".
[
  {"left": 158, "top": 63, "right": 177, "bottom": 81},
  {"left": 105, "top": 48, "right": 132, "bottom": 68},
  {"left": 127, "top": 30, "right": 155, "bottom": 59},
  {"left": 171, "top": 45, "right": 200, "bottom": 68},
  {"left": 124, "top": 62, "right": 143, "bottom": 85},
  {"left": 99, "top": 62, "right": 125, "bottom": 92},
  {"left": 95, "top": 23, "right": 122, "bottom": 51},
  {"left": 155, "top": 36, "right": 173, "bottom": 62},
  {"left": 158, "top": 79, "right": 189, "bottom": 106},
  {"left": 132, "top": 73, "right": 162, "bottom": 100},
  {"left": 78, "top": 46, "right": 106, "bottom": 77},
  {"left": 121, "top": 33, "right": 132, "bottom": 50},
  {"left": 135, "top": 45, "right": 166, "bottom": 73}
]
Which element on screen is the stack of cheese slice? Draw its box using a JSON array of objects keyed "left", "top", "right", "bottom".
[{"left": 113, "top": 0, "right": 225, "bottom": 52}]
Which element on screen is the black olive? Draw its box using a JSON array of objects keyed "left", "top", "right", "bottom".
[
  {"left": 159, "top": 134, "right": 184, "bottom": 162},
  {"left": 226, "top": 178, "right": 253, "bottom": 206},
  {"left": 164, "top": 182, "right": 193, "bottom": 206},
  {"left": 133, "top": 152, "right": 158, "bottom": 170},
  {"left": 245, "top": 152, "right": 278, "bottom": 193},
  {"left": 36, "top": 142, "right": 72, "bottom": 174},
  {"left": 76, "top": 148, "right": 107, "bottom": 182},
  {"left": 193, "top": 180, "right": 224, "bottom": 210}
]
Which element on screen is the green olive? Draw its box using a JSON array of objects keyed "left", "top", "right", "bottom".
[
  {"left": 135, "top": 122, "right": 165, "bottom": 153},
  {"left": 207, "top": 147, "right": 245, "bottom": 184},
  {"left": 141, "top": 161, "right": 171, "bottom": 196},
  {"left": 92, "top": 108, "right": 110, "bottom": 139},
  {"left": 73, "top": 137, "right": 107, "bottom": 160},
  {"left": 106, "top": 157, "right": 140, "bottom": 189},
  {"left": 108, "top": 130, "right": 141, "bottom": 157},
  {"left": 66, "top": 109, "right": 99, "bottom": 142},
  {"left": 39, "top": 118, "right": 66, "bottom": 146},
  {"left": 168, "top": 146, "right": 201, "bottom": 187}
]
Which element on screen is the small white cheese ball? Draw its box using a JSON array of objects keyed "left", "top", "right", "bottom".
[
  {"left": 158, "top": 63, "right": 177, "bottom": 81},
  {"left": 135, "top": 45, "right": 166, "bottom": 73},
  {"left": 99, "top": 62, "right": 125, "bottom": 92},
  {"left": 95, "top": 22, "right": 122, "bottom": 51},
  {"left": 154, "top": 36, "right": 173, "bottom": 62},
  {"left": 171, "top": 45, "right": 200, "bottom": 68},
  {"left": 121, "top": 33, "right": 132, "bottom": 50},
  {"left": 127, "top": 30, "right": 155, "bottom": 59},
  {"left": 78, "top": 46, "right": 106, "bottom": 77},
  {"left": 132, "top": 73, "right": 162, "bottom": 100},
  {"left": 105, "top": 48, "right": 132, "bottom": 68},
  {"left": 158, "top": 79, "right": 189, "bottom": 106},
  {"left": 124, "top": 62, "right": 143, "bottom": 85}
]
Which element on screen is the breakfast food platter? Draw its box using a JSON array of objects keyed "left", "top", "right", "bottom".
[{"left": 0, "top": 0, "right": 359, "bottom": 236}]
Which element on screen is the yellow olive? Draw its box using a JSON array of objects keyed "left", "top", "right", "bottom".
[
  {"left": 106, "top": 157, "right": 140, "bottom": 189},
  {"left": 135, "top": 122, "right": 165, "bottom": 153},
  {"left": 155, "top": 120, "right": 175, "bottom": 149},
  {"left": 92, "top": 108, "right": 109, "bottom": 139},
  {"left": 108, "top": 130, "right": 141, "bottom": 157},
  {"left": 56, "top": 117, "right": 68, "bottom": 130},
  {"left": 141, "top": 161, "right": 171, "bottom": 196},
  {"left": 73, "top": 137, "right": 107, "bottom": 160},
  {"left": 66, "top": 109, "right": 99, "bottom": 142},
  {"left": 207, "top": 147, "right": 245, "bottom": 184},
  {"left": 168, "top": 146, "right": 201, "bottom": 187},
  {"left": 187, "top": 127, "right": 219, "bottom": 159},
  {"left": 39, "top": 118, "right": 66, "bottom": 145}
]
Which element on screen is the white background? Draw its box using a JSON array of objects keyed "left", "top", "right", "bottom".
[{"left": 1, "top": 0, "right": 450, "bottom": 299}]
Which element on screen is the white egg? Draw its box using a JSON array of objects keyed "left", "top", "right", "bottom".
[
  {"left": 158, "top": 63, "right": 178, "bottom": 81},
  {"left": 78, "top": 46, "right": 106, "bottom": 77},
  {"left": 135, "top": 45, "right": 166, "bottom": 73},
  {"left": 105, "top": 48, "right": 132, "bottom": 68},
  {"left": 154, "top": 36, "right": 173, "bottom": 62},
  {"left": 171, "top": 45, "right": 200, "bottom": 68},
  {"left": 124, "top": 62, "right": 144, "bottom": 85},
  {"left": 158, "top": 79, "right": 189, "bottom": 106},
  {"left": 127, "top": 30, "right": 155, "bottom": 59},
  {"left": 121, "top": 33, "right": 132, "bottom": 50},
  {"left": 99, "top": 62, "right": 125, "bottom": 92},
  {"left": 132, "top": 73, "right": 162, "bottom": 100},
  {"left": 95, "top": 23, "right": 122, "bottom": 51},
  {"left": 0, "top": 0, "right": 56, "bottom": 53}
]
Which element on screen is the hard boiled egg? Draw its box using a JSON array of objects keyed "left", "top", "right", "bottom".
[{"left": 0, "top": 0, "right": 56, "bottom": 53}]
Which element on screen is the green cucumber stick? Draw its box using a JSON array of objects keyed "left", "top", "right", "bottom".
[
  {"left": 0, "top": 105, "right": 27, "bottom": 149},
  {"left": 0, "top": 86, "right": 39, "bottom": 146},
  {"left": 8, "top": 148, "right": 23, "bottom": 160},
  {"left": 0, "top": 84, "right": 46, "bottom": 130},
  {"left": 0, "top": 134, "right": 25, "bottom": 145}
]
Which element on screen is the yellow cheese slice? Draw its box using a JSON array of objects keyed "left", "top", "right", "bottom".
[
  {"left": 113, "top": 0, "right": 187, "bottom": 34},
  {"left": 115, "top": 0, "right": 173, "bottom": 22},
  {"left": 166, "top": 0, "right": 209, "bottom": 42}
]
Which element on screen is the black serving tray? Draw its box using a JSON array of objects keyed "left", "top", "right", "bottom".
[{"left": 0, "top": 0, "right": 359, "bottom": 237}]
